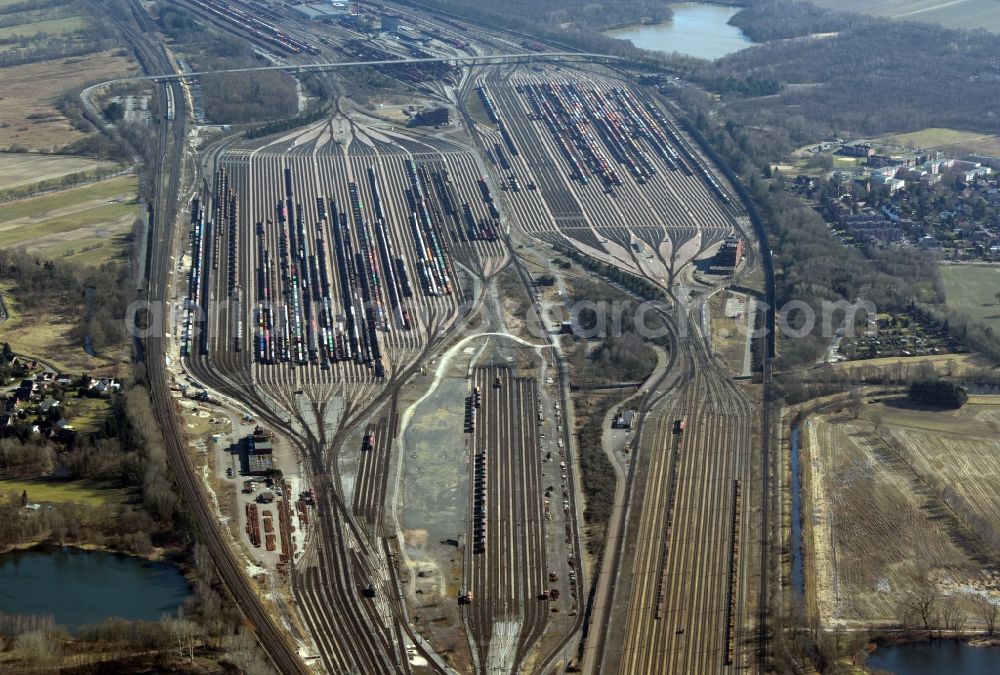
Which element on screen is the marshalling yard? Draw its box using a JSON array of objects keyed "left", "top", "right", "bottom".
[{"left": 135, "top": 0, "right": 771, "bottom": 672}]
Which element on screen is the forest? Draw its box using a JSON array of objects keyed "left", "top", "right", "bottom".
[
  {"left": 155, "top": 1, "right": 300, "bottom": 124},
  {"left": 909, "top": 378, "right": 969, "bottom": 408},
  {"left": 0, "top": 250, "right": 133, "bottom": 355},
  {"left": 200, "top": 70, "right": 299, "bottom": 125},
  {"left": 686, "top": 0, "right": 1000, "bottom": 142},
  {"left": 410, "top": 0, "right": 672, "bottom": 32}
]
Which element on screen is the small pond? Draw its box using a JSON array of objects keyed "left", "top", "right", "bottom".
[{"left": 0, "top": 547, "right": 190, "bottom": 632}]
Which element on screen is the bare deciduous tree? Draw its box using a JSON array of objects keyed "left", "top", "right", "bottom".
[
  {"left": 902, "top": 591, "right": 938, "bottom": 631},
  {"left": 973, "top": 595, "right": 999, "bottom": 635},
  {"left": 150, "top": 617, "right": 200, "bottom": 663},
  {"left": 226, "top": 626, "right": 273, "bottom": 675},
  {"left": 849, "top": 387, "right": 863, "bottom": 419},
  {"left": 15, "top": 629, "right": 61, "bottom": 667},
  {"left": 871, "top": 411, "right": 889, "bottom": 442},
  {"left": 939, "top": 596, "right": 966, "bottom": 636}
]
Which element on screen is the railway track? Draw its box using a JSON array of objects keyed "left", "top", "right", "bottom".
[
  {"left": 454, "top": 62, "right": 759, "bottom": 672},
  {"left": 183, "top": 114, "right": 510, "bottom": 671},
  {"left": 606, "top": 338, "right": 753, "bottom": 674},
  {"left": 114, "top": 0, "right": 313, "bottom": 669},
  {"left": 464, "top": 366, "right": 549, "bottom": 672},
  {"left": 126, "top": 0, "right": 774, "bottom": 663}
]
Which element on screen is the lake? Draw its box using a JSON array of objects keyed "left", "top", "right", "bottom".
[
  {"left": 868, "top": 640, "right": 1000, "bottom": 674},
  {"left": 604, "top": 2, "right": 753, "bottom": 61},
  {"left": 790, "top": 426, "right": 804, "bottom": 598},
  {"left": 0, "top": 547, "right": 190, "bottom": 632}
]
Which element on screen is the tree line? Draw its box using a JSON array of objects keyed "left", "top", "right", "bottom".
[
  {"left": 0, "top": 163, "right": 126, "bottom": 204},
  {"left": 411, "top": 0, "right": 672, "bottom": 33},
  {"left": 908, "top": 378, "right": 968, "bottom": 408}
]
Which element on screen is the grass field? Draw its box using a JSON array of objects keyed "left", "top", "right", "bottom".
[
  {"left": 806, "top": 399, "right": 1000, "bottom": 628},
  {"left": 0, "top": 0, "right": 74, "bottom": 10},
  {"left": 65, "top": 394, "right": 112, "bottom": 433},
  {"left": 0, "top": 15, "right": 88, "bottom": 39},
  {"left": 0, "top": 175, "right": 136, "bottom": 373},
  {"left": 875, "top": 127, "right": 1000, "bottom": 156},
  {"left": 0, "top": 478, "right": 123, "bottom": 506},
  {"left": 830, "top": 352, "right": 994, "bottom": 379},
  {"left": 0, "top": 49, "right": 138, "bottom": 151},
  {"left": 806, "top": 0, "right": 1000, "bottom": 33},
  {"left": 0, "top": 174, "right": 137, "bottom": 265},
  {"left": 940, "top": 263, "right": 1000, "bottom": 333},
  {"left": 0, "top": 152, "right": 119, "bottom": 192},
  {"left": 0, "top": 276, "right": 126, "bottom": 374}
]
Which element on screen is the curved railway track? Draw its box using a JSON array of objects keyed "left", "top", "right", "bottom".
[{"left": 136, "top": 0, "right": 770, "bottom": 660}]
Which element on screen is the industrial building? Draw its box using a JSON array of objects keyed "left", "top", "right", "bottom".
[
  {"left": 382, "top": 14, "right": 400, "bottom": 34},
  {"left": 237, "top": 428, "right": 275, "bottom": 475},
  {"left": 289, "top": 3, "right": 349, "bottom": 21},
  {"left": 715, "top": 236, "right": 745, "bottom": 269},
  {"left": 614, "top": 410, "right": 636, "bottom": 430}
]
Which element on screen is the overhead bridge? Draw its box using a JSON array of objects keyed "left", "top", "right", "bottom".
[{"left": 141, "top": 52, "right": 622, "bottom": 83}]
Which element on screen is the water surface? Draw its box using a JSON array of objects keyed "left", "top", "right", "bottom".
[
  {"left": 604, "top": 2, "right": 753, "bottom": 60},
  {"left": 0, "top": 547, "right": 189, "bottom": 632},
  {"left": 868, "top": 640, "right": 1000, "bottom": 675},
  {"left": 790, "top": 426, "right": 804, "bottom": 597}
]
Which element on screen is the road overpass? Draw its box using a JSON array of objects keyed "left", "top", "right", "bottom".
[{"left": 97, "top": 52, "right": 624, "bottom": 86}]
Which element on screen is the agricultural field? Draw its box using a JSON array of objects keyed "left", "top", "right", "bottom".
[
  {"left": 0, "top": 174, "right": 137, "bottom": 265},
  {"left": 0, "top": 49, "right": 138, "bottom": 151},
  {"left": 0, "top": 15, "right": 88, "bottom": 40},
  {"left": 940, "top": 263, "right": 1000, "bottom": 333},
  {"left": 806, "top": 0, "right": 1000, "bottom": 33},
  {"left": 0, "top": 152, "right": 119, "bottom": 192},
  {"left": 0, "top": 478, "right": 122, "bottom": 506},
  {"left": 875, "top": 127, "right": 1000, "bottom": 156},
  {"left": 829, "top": 352, "right": 992, "bottom": 380},
  {"left": 805, "top": 398, "right": 1000, "bottom": 628}
]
